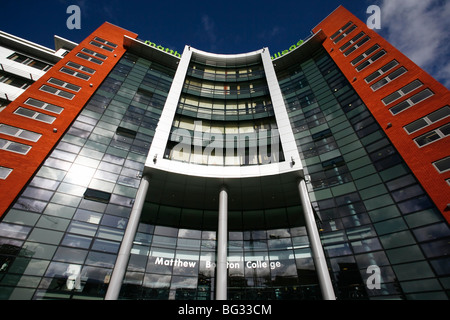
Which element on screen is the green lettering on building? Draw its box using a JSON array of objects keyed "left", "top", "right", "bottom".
[
  {"left": 143, "top": 39, "right": 303, "bottom": 60},
  {"left": 271, "top": 40, "right": 304, "bottom": 60},
  {"left": 144, "top": 40, "right": 181, "bottom": 58}
]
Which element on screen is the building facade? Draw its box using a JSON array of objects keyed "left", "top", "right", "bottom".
[
  {"left": 0, "top": 6, "right": 448, "bottom": 300},
  {"left": 0, "top": 30, "right": 76, "bottom": 111}
]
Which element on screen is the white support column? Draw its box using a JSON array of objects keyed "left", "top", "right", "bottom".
[
  {"left": 105, "top": 175, "right": 150, "bottom": 300},
  {"left": 298, "top": 179, "right": 336, "bottom": 300},
  {"left": 216, "top": 186, "right": 228, "bottom": 300}
]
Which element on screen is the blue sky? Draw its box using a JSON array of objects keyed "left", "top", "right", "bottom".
[{"left": 1, "top": 0, "right": 449, "bottom": 87}]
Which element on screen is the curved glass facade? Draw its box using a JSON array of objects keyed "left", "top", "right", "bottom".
[
  {"left": 164, "top": 52, "right": 284, "bottom": 167},
  {"left": 120, "top": 203, "right": 321, "bottom": 300}
]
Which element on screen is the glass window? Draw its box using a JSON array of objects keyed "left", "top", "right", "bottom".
[
  {"left": 0, "top": 124, "right": 41, "bottom": 142},
  {"left": 94, "top": 37, "right": 118, "bottom": 48},
  {"left": 365, "top": 60, "right": 399, "bottom": 83},
  {"left": 47, "top": 78, "right": 81, "bottom": 92},
  {"left": 428, "top": 106, "right": 450, "bottom": 123},
  {"left": 7, "top": 52, "right": 52, "bottom": 71},
  {"left": 89, "top": 40, "right": 114, "bottom": 52},
  {"left": 330, "top": 21, "right": 353, "bottom": 40},
  {"left": 53, "top": 247, "right": 88, "bottom": 264},
  {"left": 371, "top": 67, "right": 407, "bottom": 91},
  {"left": 356, "top": 50, "right": 386, "bottom": 72},
  {"left": 76, "top": 52, "right": 103, "bottom": 65},
  {"left": 414, "top": 123, "right": 450, "bottom": 147},
  {"left": 0, "top": 137, "right": 31, "bottom": 154},
  {"left": 60, "top": 67, "right": 90, "bottom": 80},
  {"left": 14, "top": 107, "right": 56, "bottom": 124},
  {"left": 81, "top": 48, "right": 108, "bottom": 60},
  {"left": 67, "top": 221, "right": 98, "bottom": 237},
  {"left": 61, "top": 234, "right": 92, "bottom": 249},
  {"left": 344, "top": 36, "right": 370, "bottom": 57},
  {"left": 0, "top": 166, "right": 13, "bottom": 179},
  {"left": 410, "top": 89, "right": 434, "bottom": 104},
  {"left": 0, "top": 71, "right": 32, "bottom": 89},
  {"left": 384, "top": 80, "right": 424, "bottom": 105},
  {"left": 0, "top": 222, "right": 31, "bottom": 240},
  {"left": 40, "top": 85, "right": 75, "bottom": 100},
  {"left": 414, "top": 131, "right": 441, "bottom": 147},
  {"left": 24, "top": 98, "right": 64, "bottom": 114},
  {"left": 334, "top": 25, "right": 357, "bottom": 44},
  {"left": 92, "top": 239, "right": 120, "bottom": 253},
  {"left": 433, "top": 156, "right": 450, "bottom": 173},
  {"left": 404, "top": 118, "right": 429, "bottom": 134},
  {"left": 66, "top": 61, "right": 96, "bottom": 74},
  {"left": 413, "top": 222, "right": 450, "bottom": 242},
  {"left": 340, "top": 32, "right": 365, "bottom": 52},
  {"left": 351, "top": 44, "right": 380, "bottom": 66},
  {"left": 83, "top": 188, "right": 112, "bottom": 203},
  {"left": 390, "top": 89, "right": 434, "bottom": 115}
]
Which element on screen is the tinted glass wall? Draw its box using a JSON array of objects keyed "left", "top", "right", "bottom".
[
  {"left": 119, "top": 203, "right": 322, "bottom": 300},
  {"left": 0, "top": 52, "right": 175, "bottom": 299},
  {"left": 276, "top": 48, "right": 450, "bottom": 300}
]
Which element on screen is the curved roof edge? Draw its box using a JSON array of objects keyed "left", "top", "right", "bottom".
[{"left": 270, "top": 29, "right": 327, "bottom": 70}]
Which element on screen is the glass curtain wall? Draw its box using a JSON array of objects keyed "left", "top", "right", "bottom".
[
  {"left": 120, "top": 203, "right": 322, "bottom": 300},
  {"left": 0, "top": 52, "right": 175, "bottom": 300},
  {"left": 117, "top": 53, "right": 321, "bottom": 300},
  {"left": 276, "top": 48, "right": 450, "bottom": 300}
]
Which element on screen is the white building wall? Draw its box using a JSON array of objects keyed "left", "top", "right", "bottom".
[{"left": 0, "top": 30, "right": 72, "bottom": 103}]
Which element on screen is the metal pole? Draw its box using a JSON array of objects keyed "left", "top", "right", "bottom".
[
  {"left": 105, "top": 175, "right": 150, "bottom": 300},
  {"left": 298, "top": 179, "right": 336, "bottom": 300},
  {"left": 216, "top": 186, "right": 228, "bottom": 300}
]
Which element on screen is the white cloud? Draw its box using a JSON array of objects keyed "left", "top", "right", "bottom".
[
  {"left": 376, "top": 0, "right": 450, "bottom": 88},
  {"left": 201, "top": 15, "right": 218, "bottom": 51}
]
